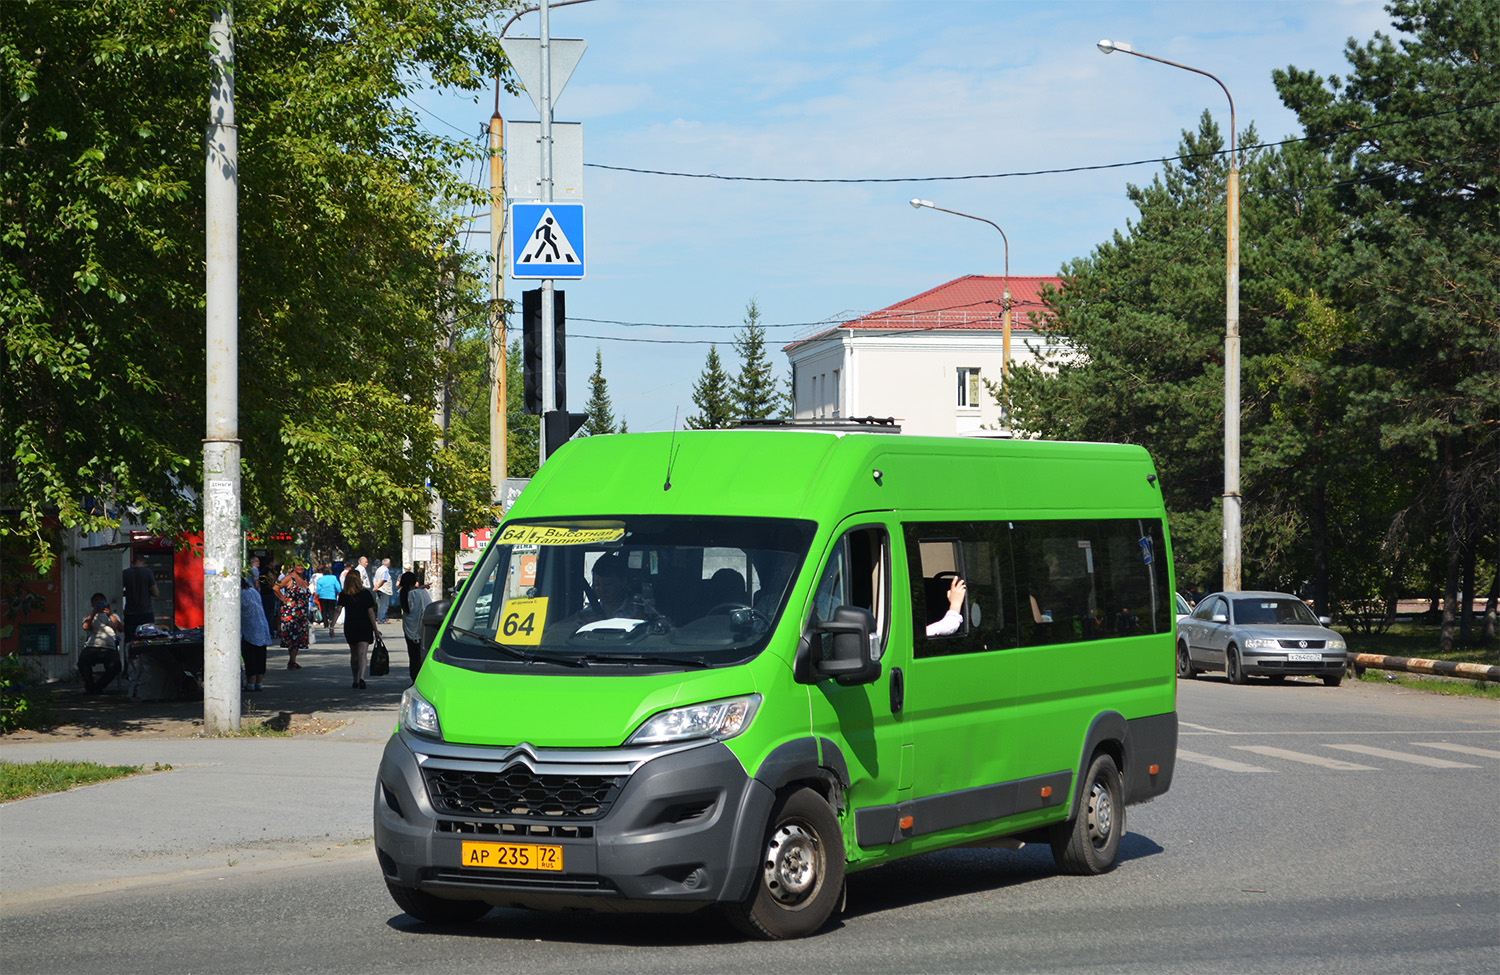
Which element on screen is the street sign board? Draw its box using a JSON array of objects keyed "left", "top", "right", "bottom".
[
  {"left": 506, "top": 121, "right": 583, "bottom": 200},
  {"left": 499, "top": 38, "right": 587, "bottom": 114},
  {"left": 511, "top": 202, "right": 585, "bottom": 279}
]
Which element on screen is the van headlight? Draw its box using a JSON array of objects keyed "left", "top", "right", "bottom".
[
  {"left": 400, "top": 686, "right": 442, "bottom": 739},
  {"left": 627, "top": 695, "right": 761, "bottom": 745}
]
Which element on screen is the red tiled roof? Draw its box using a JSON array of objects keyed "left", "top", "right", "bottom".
[{"left": 785, "top": 275, "right": 1062, "bottom": 350}]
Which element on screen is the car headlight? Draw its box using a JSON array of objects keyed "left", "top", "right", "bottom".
[
  {"left": 1243, "top": 638, "right": 1279, "bottom": 650},
  {"left": 627, "top": 695, "right": 761, "bottom": 745},
  {"left": 400, "top": 686, "right": 442, "bottom": 739},
  {"left": 1327, "top": 637, "right": 1347, "bottom": 651}
]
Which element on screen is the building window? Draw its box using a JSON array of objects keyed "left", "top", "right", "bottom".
[
  {"left": 957, "top": 367, "right": 981, "bottom": 408},
  {"left": 832, "top": 369, "right": 841, "bottom": 417}
]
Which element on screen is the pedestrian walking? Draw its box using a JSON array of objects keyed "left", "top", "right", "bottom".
[
  {"left": 398, "top": 571, "right": 432, "bottom": 682},
  {"left": 275, "top": 564, "right": 312, "bottom": 670},
  {"left": 339, "top": 567, "right": 378, "bottom": 689},
  {"left": 374, "top": 558, "right": 393, "bottom": 623},
  {"left": 314, "top": 563, "right": 340, "bottom": 637},
  {"left": 240, "top": 577, "right": 270, "bottom": 692}
]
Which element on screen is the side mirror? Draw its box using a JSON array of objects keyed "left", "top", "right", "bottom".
[
  {"left": 421, "top": 599, "right": 451, "bottom": 654},
  {"left": 1318, "top": 616, "right": 1333, "bottom": 627},
  {"left": 1212, "top": 612, "right": 1229, "bottom": 623},
  {"left": 795, "top": 606, "right": 881, "bottom": 686}
]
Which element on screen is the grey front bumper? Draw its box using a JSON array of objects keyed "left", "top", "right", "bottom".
[{"left": 374, "top": 730, "right": 774, "bottom": 912}]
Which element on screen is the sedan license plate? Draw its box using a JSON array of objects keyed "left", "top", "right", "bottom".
[
  {"left": 1286, "top": 651, "right": 1322, "bottom": 662},
  {"left": 461, "top": 841, "right": 563, "bottom": 872}
]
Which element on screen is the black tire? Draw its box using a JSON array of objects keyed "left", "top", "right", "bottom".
[
  {"left": 1050, "top": 753, "right": 1125, "bottom": 875},
  {"left": 1322, "top": 673, "right": 1343, "bottom": 687},
  {"left": 385, "top": 879, "right": 491, "bottom": 924},
  {"left": 1267, "top": 674, "right": 1287, "bottom": 684},
  {"left": 723, "top": 787, "right": 844, "bottom": 940},
  {"left": 1226, "top": 645, "right": 1247, "bottom": 685},
  {"left": 1175, "top": 641, "right": 1196, "bottom": 679}
]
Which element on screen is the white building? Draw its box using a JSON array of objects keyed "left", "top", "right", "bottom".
[{"left": 784, "top": 274, "right": 1064, "bottom": 437}]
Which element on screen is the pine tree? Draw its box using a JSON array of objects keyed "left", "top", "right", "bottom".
[
  {"left": 731, "top": 299, "right": 778, "bottom": 422},
  {"left": 581, "top": 348, "right": 617, "bottom": 436},
  {"left": 685, "top": 345, "right": 735, "bottom": 429}
]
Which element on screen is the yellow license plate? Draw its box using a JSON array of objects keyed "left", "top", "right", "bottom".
[{"left": 460, "top": 841, "right": 563, "bottom": 872}]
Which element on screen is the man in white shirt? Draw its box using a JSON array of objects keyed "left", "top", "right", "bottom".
[{"left": 373, "top": 558, "right": 392, "bottom": 623}]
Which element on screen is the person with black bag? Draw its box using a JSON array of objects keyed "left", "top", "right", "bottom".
[{"left": 338, "top": 567, "right": 378, "bottom": 689}]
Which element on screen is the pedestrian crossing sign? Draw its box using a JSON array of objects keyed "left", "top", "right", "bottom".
[{"left": 511, "top": 202, "right": 585, "bottom": 279}]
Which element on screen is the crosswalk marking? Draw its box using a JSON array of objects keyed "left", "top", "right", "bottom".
[
  {"left": 1411, "top": 742, "right": 1500, "bottom": 760},
  {"left": 1177, "top": 749, "right": 1275, "bottom": 773},
  {"left": 1324, "top": 744, "right": 1477, "bottom": 768},
  {"left": 1230, "top": 745, "right": 1376, "bottom": 770}
]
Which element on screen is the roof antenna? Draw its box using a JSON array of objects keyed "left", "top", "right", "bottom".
[{"left": 663, "top": 409, "right": 680, "bottom": 491}]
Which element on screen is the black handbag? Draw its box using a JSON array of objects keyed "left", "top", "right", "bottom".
[{"left": 370, "top": 633, "right": 391, "bottom": 677}]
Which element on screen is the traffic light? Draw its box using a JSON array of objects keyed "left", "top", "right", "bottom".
[
  {"left": 544, "top": 410, "right": 589, "bottom": 456},
  {"left": 522, "top": 288, "right": 566, "bottom": 415}
]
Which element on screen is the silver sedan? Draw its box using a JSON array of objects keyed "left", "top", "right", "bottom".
[{"left": 1176, "top": 590, "right": 1348, "bottom": 686}]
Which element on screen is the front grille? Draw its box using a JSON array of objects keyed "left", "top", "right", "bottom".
[
  {"left": 1275, "top": 639, "right": 1326, "bottom": 649},
  {"left": 422, "top": 766, "right": 623, "bottom": 819},
  {"left": 430, "top": 867, "right": 617, "bottom": 892},
  {"left": 438, "top": 819, "right": 594, "bottom": 839}
]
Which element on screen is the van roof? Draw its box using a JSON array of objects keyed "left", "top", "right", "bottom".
[{"left": 507, "top": 430, "right": 1163, "bottom": 524}]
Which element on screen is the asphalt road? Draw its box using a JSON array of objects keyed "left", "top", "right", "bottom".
[{"left": 2, "top": 678, "right": 1496, "bottom": 974}]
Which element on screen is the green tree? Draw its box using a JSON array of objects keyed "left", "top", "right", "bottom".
[
  {"left": 1274, "top": 0, "right": 1498, "bottom": 644},
  {"left": 580, "top": 348, "right": 618, "bottom": 436},
  {"left": 731, "top": 299, "right": 778, "bottom": 422},
  {"left": 685, "top": 345, "right": 735, "bottom": 430},
  {"left": 0, "top": 0, "right": 511, "bottom": 571}
]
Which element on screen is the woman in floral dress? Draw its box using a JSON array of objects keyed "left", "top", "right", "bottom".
[{"left": 275, "top": 565, "right": 312, "bottom": 669}]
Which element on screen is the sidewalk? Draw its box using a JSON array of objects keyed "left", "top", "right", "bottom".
[{"left": 0, "top": 621, "right": 410, "bottom": 907}]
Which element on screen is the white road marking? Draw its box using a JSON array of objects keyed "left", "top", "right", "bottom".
[
  {"left": 1176, "top": 749, "right": 1274, "bottom": 773},
  {"left": 1324, "top": 744, "right": 1477, "bottom": 768},
  {"left": 1179, "top": 722, "right": 1236, "bottom": 735},
  {"left": 1411, "top": 742, "right": 1500, "bottom": 760},
  {"left": 1230, "top": 746, "right": 1376, "bottom": 770}
]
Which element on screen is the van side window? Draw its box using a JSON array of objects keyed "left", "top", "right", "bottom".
[
  {"left": 904, "top": 521, "right": 1009, "bottom": 658},
  {"left": 915, "top": 538, "right": 968, "bottom": 639},
  {"left": 1013, "top": 519, "right": 1171, "bottom": 647},
  {"left": 811, "top": 527, "right": 890, "bottom": 660}
]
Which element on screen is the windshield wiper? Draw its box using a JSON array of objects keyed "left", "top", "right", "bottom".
[
  {"left": 449, "top": 627, "right": 588, "bottom": 668},
  {"left": 580, "top": 653, "right": 713, "bottom": 670}
]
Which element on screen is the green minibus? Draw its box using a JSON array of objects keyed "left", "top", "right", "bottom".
[{"left": 374, "top": 426, "right": 1178, "bottom": 938}]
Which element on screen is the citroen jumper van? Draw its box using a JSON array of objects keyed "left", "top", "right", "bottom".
[{"left": 374, "top": 427, "right": 1178, "bottom": 939}]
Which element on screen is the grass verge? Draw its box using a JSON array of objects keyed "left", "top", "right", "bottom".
[
  {"left": 0, "top": 759, "right": 157, "bottom": 802},
  {"left": 1341, "top": 622, "right": 1499, "bottom": 699}
]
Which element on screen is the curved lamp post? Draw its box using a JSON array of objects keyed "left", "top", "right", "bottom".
[
  {"left": 909, "top": 199, "right": 1013, "bottom": 423},
  {"left": 1098, "top": 39, "right": 1241, "bottom": 593}
]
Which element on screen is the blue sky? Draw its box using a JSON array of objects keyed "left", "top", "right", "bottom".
[{"left": 414, "top": 0, "right": 1392, "bottom": 433}]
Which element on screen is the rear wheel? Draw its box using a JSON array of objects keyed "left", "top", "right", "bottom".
[
  {"left": 1175, "top": 641, "right": 1197, "bottom": 679},
  {"left": 385, "top": 879, "right": 491, "bottom": 924},
  {"left": 1226, "top": 645, "right": 1248, "bottom": 685},
  {"left": 1050, "top": 752, "right": 1125, "bottom": 875},
  {"left": 723, "top": 787, "right": 844, "bottom": 940}
]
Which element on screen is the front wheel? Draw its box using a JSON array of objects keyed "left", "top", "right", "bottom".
[
  {"left": 1050, "top": 753, "right": 1125, "bottom": 875},
  {"left": 1226, "top": 645, "right": 1248, "bottom": 685},
  {"left": 385, "top": 879, "right": 491, "bottom": 924},
  {"left": 1322, "top": 673, "right": 1343, "bottom": 687},
  {"left": 723, "top": 787, "right": 845, "bottom": 940}
]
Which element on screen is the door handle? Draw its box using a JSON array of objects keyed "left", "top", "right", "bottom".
[{"left": 889, "top": 666, "right": 904, "bottom": 714}]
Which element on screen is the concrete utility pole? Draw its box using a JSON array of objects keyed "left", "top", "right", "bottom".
[
  {"left": 1098, "top": 39, "right": 1241, "bottom": 592},
  {"left": 489, "top": 108, "right": 507, "bottom": 500},
  {"left": 203, "top": 1, "right": 240, "bottom": 732},
  {"left": 431, "top": 278, "right": 453, "bottom": 595},
  {"left": 538, "top": 0, "right": 558, "bottom": 464}
]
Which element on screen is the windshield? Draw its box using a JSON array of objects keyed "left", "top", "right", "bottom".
[
  {"left": 440, "top": 515, "right": 816, "bottom": 670},
  {"left": 1232, "top": 596, "right": 1319, "bottom": 626}
]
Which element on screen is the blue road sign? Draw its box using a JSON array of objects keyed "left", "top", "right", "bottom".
[{"left": 511, "top": 202, "right": 585, "bottom": 279}]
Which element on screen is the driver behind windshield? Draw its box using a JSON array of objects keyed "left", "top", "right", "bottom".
[{"left": 555, "top": 553, "right": 643, "bottom": 633}]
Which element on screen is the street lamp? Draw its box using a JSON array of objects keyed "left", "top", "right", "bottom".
[
  {"left": 1098, "top": 38, "right": 1241, "bottom": 593},
  {"left": 909, "top": 199, "right": 1013, "bottom": 423}
]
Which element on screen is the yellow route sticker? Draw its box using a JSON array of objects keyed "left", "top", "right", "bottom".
[
  {"left": 498, "top": 524, "right": 626, "bottom": 547},
  {"left": 496, "top": 596, "right": 549, "bottom": 646}
]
